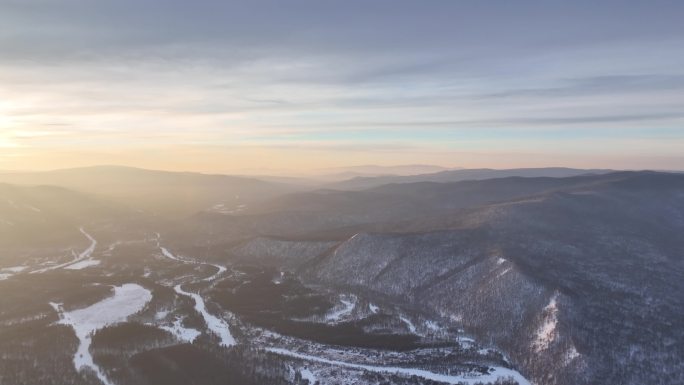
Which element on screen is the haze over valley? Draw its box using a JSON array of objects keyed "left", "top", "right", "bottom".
[{"left": 1, "top": 166, "right": 683, "bottom": 385}]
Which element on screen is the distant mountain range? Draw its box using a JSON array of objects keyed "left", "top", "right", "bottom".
[
  {"left": 326, "top": 167, "right": 615, "bottom": 190},
  {"left": 311, "top": 164, "right": 456, "bottom": 181},
  {"left": 0, "top": 165, "right": 619, "bottom": 218},
  {"left": 0, "top": 165, "right": 298, "bottom": 218},
  {"left": 0, "top": 183, "right": 126, "bottom": 247}
]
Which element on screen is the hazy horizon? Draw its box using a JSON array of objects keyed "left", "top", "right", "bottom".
[
  {"left": 1, "top": 0, "right": 683, "bottom": 172},
  {"left": 2, "top": 163, "right": 675, "bottom": 178}
]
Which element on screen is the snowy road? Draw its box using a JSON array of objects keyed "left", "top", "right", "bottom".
[
  {"left": 33, "top": 227, "right": 98, "bottom": 273},
  {"left": 266, "top": 347, "right": 532, "bottom": 385}
]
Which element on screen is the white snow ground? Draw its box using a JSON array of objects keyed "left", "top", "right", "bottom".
[
  {"left": 202, "top": 263, "right": 227, "bottom": 282},
  {"left": 65, "top": 259, "right": 101, "bottom": 270},
  {"left": 0, "top": 266, "right": 27, "bottom": 280},
  {"left": 324, "top": 295, "right": 356, "bottom": 322},
  {"left": 1, "top": 266, "right": 28, "bottom": 273},
  {"left": 160, "top": 246, "right": 185, "bottom": 263},
  {"left": 174, "top": 284, "right": 235, "bottom": 347},
  {"left": 158, "top": 243, "right": 225, "bottom": 282},
  {"left": 533, "top": 292, "right": 559, "bottom": 352},
  {"left": 299, "top": 367, "right": 317, "bottom": 384},
  {"left": 266, "top": 347, "right": 532, "bottom": 385},
  {"left": 50, "top": 284, "right": 152, "bottom": 385},
  {"left": 157, "top": 241, "right": 234, "bottom": 346},
  {"left": 158, "top": 317, "right": 201, "bottom": 343},
  {"left": 425, "top": 320, "right": 441, "bottom": 332},
  {"left": 496, "top": 266, "right": 512, "bottom": 278},
  {"left": 399, "top": 315, "right": 418, "bottom": 334}
]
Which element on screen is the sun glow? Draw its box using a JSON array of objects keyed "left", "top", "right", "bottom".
[
  {"left": 0, "top": 100, "right": 35, "bottom": 148},
  {"left": 0, "top": 121, "right": 18, "bottom": 148}
]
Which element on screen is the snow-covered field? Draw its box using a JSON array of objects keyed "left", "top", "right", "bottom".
[{"left": 50, "top": 283, "right": 152, "bottom": 385}]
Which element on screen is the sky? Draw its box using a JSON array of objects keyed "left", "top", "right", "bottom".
[{"left": 0, "top": 0, "right": 683, "bottom": 173}]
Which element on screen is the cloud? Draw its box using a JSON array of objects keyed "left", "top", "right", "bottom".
[{"left": 0, "top": 0, "right": 683, "bottom": 170}]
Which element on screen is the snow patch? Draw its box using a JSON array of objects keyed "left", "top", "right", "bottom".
[
  {"left": 368, "top": 303, "right": 379, "bottom": 314},
  {"left": 1, "top": 266, "right": 28, "bottom": 273},
  {"left": 273, "top": 271, "right": 285, "bottom": 285},
  {"left": 299, "top": 367, "right": 317, "bottom": 384},
  {"left": 210, "top": 203, "right": 247, "bottom": 215},
  {"left": 399, "top": 315, "right": 417, "bottom": 334},
  {"left": 202, "top": 263, "right": 227, "bottom": 282},
  {"left": 496, "top": 267, "right": 512, "bottom": 278},
  {"left": 533, "top": 292, "right": 559, "bottom": 352},
  {"left": 564, "top": 345, "right": 581, "bottom": 365},
  {"left": 159, "top": 317, "right": 201, "bottom": 343},
  {"left": 425, "top": 320, "right": 441, "bottom": 332},
  {"left": 325, "top": 295, "right": 356, "bottom": 323},
  {"left": 154, "top": 310, "right": 170, "bottom": 320},
  {"left": 25, "top": 204, "right": 41, "bottom": 212},
  {"left": 65, "top": 259, "right": 101, "bottom": 270},
  {"left": 160, "top": 246, "right": 185, "bottom": 263}
]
